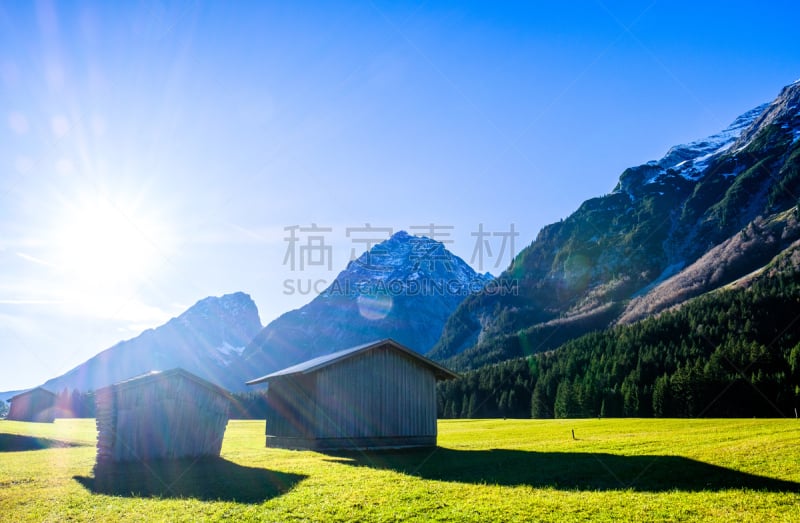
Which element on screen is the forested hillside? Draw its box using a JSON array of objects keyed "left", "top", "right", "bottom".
[{"left": 437, "top": 244, "right": 800, "bottom": 418}]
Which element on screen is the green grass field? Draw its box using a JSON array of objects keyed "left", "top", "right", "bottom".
[{"left": 0, "top": 418, "right": 798, "bottom": 522}]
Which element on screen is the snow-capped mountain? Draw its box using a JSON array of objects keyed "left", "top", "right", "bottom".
[
  {"left": 34, "top": 292, "right": 263, "bottom": 393},
  {"left": 242, "top": 231, "right": 492, "bottom": 380},
  {"left": 613, "top": 104, "right": 772, "bottom": 197},
  {"left": 321, "top": 230, "right": 490, "bottom": 297},
  {"left": 431, "top": 79, "right": 800, "bottom": 369},
  {"left": 648, "top": 104, "right": 768, "bottom": 182}
]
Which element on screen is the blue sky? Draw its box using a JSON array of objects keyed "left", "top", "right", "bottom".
[{"left": 1, "top": 1, "right": 800, "bottom": 391}]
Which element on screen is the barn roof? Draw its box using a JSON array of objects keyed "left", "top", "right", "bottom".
[
  {"left": 246, "top": 338, "right": 460, "bottom": 385},
  {"left": 8, "top": 387, "right": 56, "bottom": 402},
  {"left": 98, "top": 368, "right": 233, "bottom": 400}
]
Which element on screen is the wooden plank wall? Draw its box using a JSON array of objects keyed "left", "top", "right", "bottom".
[
  {"left": 265, "top": 375, "right": 317, "bottom": 439},
  {"left": 312, "top": 347, "right": 437, "bottom": 440},
  {"left": 95, "top": 376, "right": 229, "bottom": 464},
  {"left": 7, "top": 390, "right": 55, "bottom": 423},
  {"left": 94, "top": 386, "right": 116, "bottom": 464}
]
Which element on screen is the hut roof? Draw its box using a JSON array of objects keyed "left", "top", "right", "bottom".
[
  {"left": 8, "top": 387, "right": 56, "bottom": 402},
  {"left": 246, "top": 338, "right": 460, "bottom": 385},
  {"left": 98, "top": 368, "right": 233, "bottom": 400}
]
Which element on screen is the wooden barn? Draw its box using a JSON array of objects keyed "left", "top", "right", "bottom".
[
  {"left": 246, "top": 339, "right": 459, "bottom": 450},
  {"left": 6, "top": 387, "right": 56, "bottom": 423},
  {"left": 95, "top": 368, "right": 232, "bottom": 464}
]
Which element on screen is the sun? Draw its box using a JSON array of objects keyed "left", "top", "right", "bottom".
[{"left": 54, "top": 193, "right": 170, "bottom": 291}]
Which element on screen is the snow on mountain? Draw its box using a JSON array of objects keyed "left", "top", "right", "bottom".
[
  {"left": 210, "top": 342, "right": 247, "bottom": 366},
  {"left": 242, "top": 231, "right": 492, "bottom": 379},
  {"left": 322, "top": 230, "right": 492, "bottom": 296},
  {"left": 644, "top": 103, "right": 769, "bottom": 183}
]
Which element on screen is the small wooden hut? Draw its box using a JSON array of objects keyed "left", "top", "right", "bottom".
[
  {"left": 246, "top": 339, "right": 459, "bottom": 450},
  {"left": 6, "top": 387, "right": 56, "bottom": 423},
  {"left": 95, "top": 368, "right": 232, "bottom": 463}
]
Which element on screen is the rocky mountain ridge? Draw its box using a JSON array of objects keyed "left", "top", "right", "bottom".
[
  {"left": 35, "top": 292, "right": 263, "bottom": 393},
  {"left": 241, "top": 231, "right": 492, "bottom": 380},
  {"left": 431, "top": 80, "right": 800, "bottom": 370}
]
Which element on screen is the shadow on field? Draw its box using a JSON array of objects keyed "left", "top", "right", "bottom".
[
  {"left": 0, "top": 433, "right": 89, "bottom": 452},
  {"left": 74, "top": 457, "right": 306, "bottom": 503},
  {"left": 325, "top": 448, "right": 800, "bottom": 493}
]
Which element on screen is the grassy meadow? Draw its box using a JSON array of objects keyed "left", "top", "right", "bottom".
[{"left": 0, "top": 417, "right": 798, "bottom": 522}]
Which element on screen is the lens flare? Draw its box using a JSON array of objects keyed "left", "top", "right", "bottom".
[{"left": 356, "top": 293, "right": 393, "bottom": 320}]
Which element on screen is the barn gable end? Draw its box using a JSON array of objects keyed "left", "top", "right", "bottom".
[
  {"left": 95, "top": 368, "right": 231, "bottom": 464},
  {"left": 246, "top": 339, "right": 458, "bottom": 450},
  {"left": 7, "top": 387, "right": 56, "bottom": 423}
]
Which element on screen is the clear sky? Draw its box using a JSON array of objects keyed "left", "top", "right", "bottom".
[{"left": 2, "top": 1, "right": 800, "bottom": 391}]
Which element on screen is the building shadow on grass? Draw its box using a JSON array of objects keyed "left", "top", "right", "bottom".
[
  {"left": 325, "top": 448, "right": 800, "bottom": 493},
  {"left": 0, "top": 433, "right": 89, "bottom": 452},
  {"left": 74, "top": 457, "right": 306, "bottom": 503}
]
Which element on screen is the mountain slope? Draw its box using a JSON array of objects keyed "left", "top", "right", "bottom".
[
  {"left": 618, "top": 209, "right": 800, "bottom": 324},
  {"left": 437, "top": 246, "right": 800, "bottom": 419},
  {"left": 241, "top": 231, "right": 491, "bottom": 379},
  {"left": 37, "top": 292, "right": 263, "bottom": 393},
  {"left": 431, "top": 80, "right": 800, "bottom": 370}
]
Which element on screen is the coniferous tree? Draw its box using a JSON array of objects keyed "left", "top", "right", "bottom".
[
  {"left": 652, "top": 374, "right": 670, "bottom": 417},
  {"left": 467, "top": 392, "right": 478, "bottom": 419},
  {"left": 460, "top": 394, "right": 470, "bottom": 418}
]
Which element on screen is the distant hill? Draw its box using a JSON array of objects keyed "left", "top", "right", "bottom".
[{"left": 9, "top": 292, "right": 263, "bottom": 395}]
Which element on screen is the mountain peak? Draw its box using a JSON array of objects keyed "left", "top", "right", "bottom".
[
  {"left": 341, "top": 229, "right": 490, "bottom": 288},
  {"left": 30, "top": 291, "right": 264, "bottom": 394},
  {"left": 731, "top": 80, "right": 800, "bottom": 151},
  {"left": 379, "top": 230, "right": 443, "bottom": 250},
  {"left": 656, "top": 105, "right": 761, "bottom": 171},
  {"left": 622, "top": 102, "right": 769, "bottom": 189},
  {"left": 178, "top": 292, "right": 261, "bottom": 329},
  {"left": 242, "top": 226, "right": 492, "bottom": 376},
  {"left": 189, "top": 291, "right": 255, "bottom": 308},
  {"left": 390, "top": 229, "right": 414, "bottom": 240}
]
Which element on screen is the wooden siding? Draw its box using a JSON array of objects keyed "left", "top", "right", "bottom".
[
  {"left": 313, "top": 346, "right": 436, "bottom": 439},
  {"left": 265, "top": 344, "right": 438, "bottom": 449},
  {"left": 95, "top": 370, "right": 230, "bottom": 464},
  {"left": 7, "top": 388, "right": 55, "bottom": 423},
  {"left": 264, "top": 375, "right": 316, "bottom": 439}
]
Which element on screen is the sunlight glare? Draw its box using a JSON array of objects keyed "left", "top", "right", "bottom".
[{"left": 55, "top": 195, "right": 169, "bottom": 291}]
